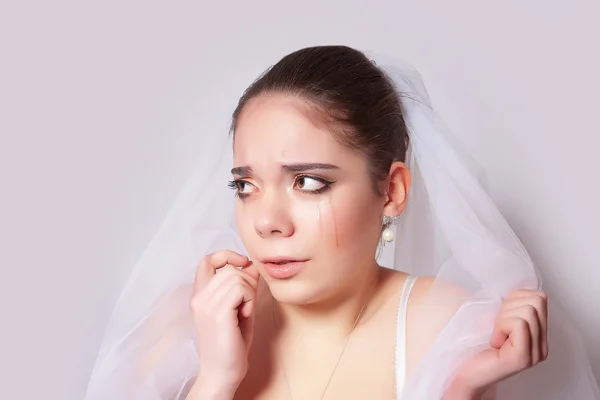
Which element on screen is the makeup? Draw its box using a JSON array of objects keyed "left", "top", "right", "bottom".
[
  {"left": 263, "top": 259, "right": 308, "bottom": 279},
  {"left": 317, "top": 194, "right": 339, "bottom": 248}
]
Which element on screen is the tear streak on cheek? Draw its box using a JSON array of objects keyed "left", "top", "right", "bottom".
[{"left": 316, "top": 194, "right": 339, "bottom": 248}]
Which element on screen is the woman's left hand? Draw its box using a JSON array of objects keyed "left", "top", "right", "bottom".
[{"left": 447, "top": 289, "right": 549, "bottom": 399}]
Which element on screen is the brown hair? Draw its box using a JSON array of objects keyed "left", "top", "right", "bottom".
[{"left": 231, "top": 45, "right": 409, "bottom": 196}]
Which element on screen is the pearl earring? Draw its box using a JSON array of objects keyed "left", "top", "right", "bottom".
[{"left": 382, "top": 215, "right": 398, "bottom": 243}]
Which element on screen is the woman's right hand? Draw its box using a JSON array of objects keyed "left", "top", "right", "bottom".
[{"left": 188, "top": 250, "right": 260, "bottom": 398}]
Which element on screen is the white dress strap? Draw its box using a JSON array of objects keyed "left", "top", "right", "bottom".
[{"left": 395, "top": 275, "right": 418, "bottom": 399}]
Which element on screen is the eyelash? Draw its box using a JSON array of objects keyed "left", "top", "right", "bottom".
[{"left": 227, "top": 175, "right": 336, "bottom": 199}]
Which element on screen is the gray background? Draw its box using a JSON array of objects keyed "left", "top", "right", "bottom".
[{"left": 1, "top": 1, "right": 598, "bottom": 398}]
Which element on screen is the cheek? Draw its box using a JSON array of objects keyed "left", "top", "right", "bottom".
[{"left": 314, "top": 191, "right": 381, "bottom": 252}]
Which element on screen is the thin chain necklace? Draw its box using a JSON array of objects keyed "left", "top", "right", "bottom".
[{"left": 271, "top": 296, "right": 369, "bottom": 400}]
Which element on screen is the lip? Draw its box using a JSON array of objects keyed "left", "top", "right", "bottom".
[{"left": 261, "top": 257, "right": 309, "bottom": 279}]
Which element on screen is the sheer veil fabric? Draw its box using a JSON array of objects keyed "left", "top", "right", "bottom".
[{"left": 84, "top": 56, "right": 599, "bottom": 399}]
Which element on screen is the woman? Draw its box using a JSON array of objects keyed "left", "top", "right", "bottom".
[{"left": 85, "top": 46, "right": 598, "bottom": 399}]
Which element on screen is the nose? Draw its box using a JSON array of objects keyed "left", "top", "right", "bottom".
[{"left": 254, "top": 191, "right": 294, "bottom": 239}]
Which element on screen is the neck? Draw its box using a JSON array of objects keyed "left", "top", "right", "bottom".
[{"left": 270, "top": 261, "right": 382, "bottom": 340}]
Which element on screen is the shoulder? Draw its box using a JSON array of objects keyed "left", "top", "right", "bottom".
[
  {"left": 411, "top": 275, "right": 467, "bottom": 305},
  {"left": 404, "top": 275, "right": 469, "bottom": 373},
  {"left": 377, "top": 270, "right": 467, "bottom": 313},
  {"left": 408, "top": 275, "right": 469, "bottom": 331}
]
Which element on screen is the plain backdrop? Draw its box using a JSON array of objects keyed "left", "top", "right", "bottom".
[{"left": 1, "top": 1, "right": 598, "bottom": 399}]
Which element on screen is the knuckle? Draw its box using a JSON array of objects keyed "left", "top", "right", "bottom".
[
  {"left": 215, "top": 264, "right": 233, "bottom": 275},
  {"left": 189, "top": 295, "right": 205, "bottom": 314},
  {"left": 515, "top": 318, "right": 529, "bottom": 331},
  {"left": 508, "top": 289, "right": 526, "bottom": 299},
  {"left": 525, "top": 356, "right": 534, "bottom": 368},
  {"left": 536, "top": 291, "right": 548, "bottom": 301},
  {"left": 523, "top": 305, "right": 537, "bottom": 320},
  {"left": 205, "top": 250, "right": 229, "bottom": 265},
  {"left": 230, "top": 274, "right": 245, "bottom": 285},
  {"left": 542, "top": 347, "right": 550, "bottom": 361},
  {"left": 532, "top": 296, "right": 544, "bottom": 309},
  {"left": 204, "top": 251, "right": 217, "bottom": 263}
]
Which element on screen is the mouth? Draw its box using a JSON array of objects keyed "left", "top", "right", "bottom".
[{"left": 261, "top": 257, "right": 309, "bottom": 279}]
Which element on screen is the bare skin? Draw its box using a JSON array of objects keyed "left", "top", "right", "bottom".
[
  {"left": 184, "top": 94, "right": 548, "bottom": 400},
  {"left": 235, "top": 267, "right": 409, "bottom": 400}
]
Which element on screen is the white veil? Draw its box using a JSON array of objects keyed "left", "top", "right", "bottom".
[{"left": 84, "top": 56, "right": 599, "bottom": 399}]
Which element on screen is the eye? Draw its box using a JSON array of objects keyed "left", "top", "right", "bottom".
[
  {"left": 237, "top": 180, "right": 255, "bottom": 194},
  {"left": 227, "top": 179, "right": 257, "bottom": 198},
  {"left": 294, "top": 175, "right": 333, "bottom": 193}
]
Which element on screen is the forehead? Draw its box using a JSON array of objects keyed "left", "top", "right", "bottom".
[{"left": 233, "top": 95, "right": 353, "bottom": 166}]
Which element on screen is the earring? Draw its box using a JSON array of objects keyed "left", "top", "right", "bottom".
[{"left": 382, "top": 215, "right": 398, "bottom": 243}]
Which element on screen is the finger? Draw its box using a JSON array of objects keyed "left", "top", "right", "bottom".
[
  {"left": 208, "top": 274, "right": 251, "bottom": 311},
  {"left": 212, "top": 265, "right": 259, "bottom": 291},
  {"left": 497, "top": 305, "right": 541, "bottom": 365},
  {"left": 206, "top": 270, "right": 257, "bottom": 311},
  {"left": 500, "top": 292, "right": 548, "bottom": 360},
  {"left": 532, "top": 293, "right": 549, "bottom": 360},
  {"left": 505, "top": 290, "right": 547, "bottom": 304},
  {"left": 238, "top": 294, "right": 256, "bottom": 319},
  {"left": 194, "top": 250, "right": 249, "bottom": 291},
  {"left": 490, "top": 321, "right": 508, "bottom": 350},
  {"left": 215, "top": 279, "right": 256, "bottom": 326},
  {"left": 492, "top": 317, "right": 533, "bottom": 373},
  {"left": 241, "top": 260, "right": 260, "bottom": 281},
  {"left": 526, "top": 293, "right": 548, "bottom": 361},
  {"left": 190, "top": 266, "right": 258, "bottom": 316},
  {"left": 501, "top": 293, "right": 547, "bottom": 319},
  {"left": 239, "top": 304, "right": 255, "bottom": 352},
  {"left": 542, "top": 304, "right": 549, "bottom": 360}
]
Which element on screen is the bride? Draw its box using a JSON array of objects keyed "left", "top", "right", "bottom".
[{"left": 85, "top": 45, "right": 599, "bottom": 399}]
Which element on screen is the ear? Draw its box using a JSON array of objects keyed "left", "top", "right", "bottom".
[{"left": 383, "top": 161, "right": 411, "bottom": 217}]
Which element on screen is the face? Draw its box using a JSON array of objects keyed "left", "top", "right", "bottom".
[{"left": 231, "top": 94, "right": 387, "bottom": 305}]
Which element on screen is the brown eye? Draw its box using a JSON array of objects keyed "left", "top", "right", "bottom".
[
  {"left": 294, "top": 175, "right": 329, "bottom": 192},
  {"left": 227, "top": 179, "right": 257, "bottom": 198},
  {"left": 237, "top": 180, "right": 255, "bottom": 194}
]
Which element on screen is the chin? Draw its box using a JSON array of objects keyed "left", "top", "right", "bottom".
[{"left": 264, "top": 276, "right": 324, "bottom": 305}]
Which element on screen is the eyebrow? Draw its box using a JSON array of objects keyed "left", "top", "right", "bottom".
[{"left": 230, "top": 163, "right": 340, "bottom": 176}]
